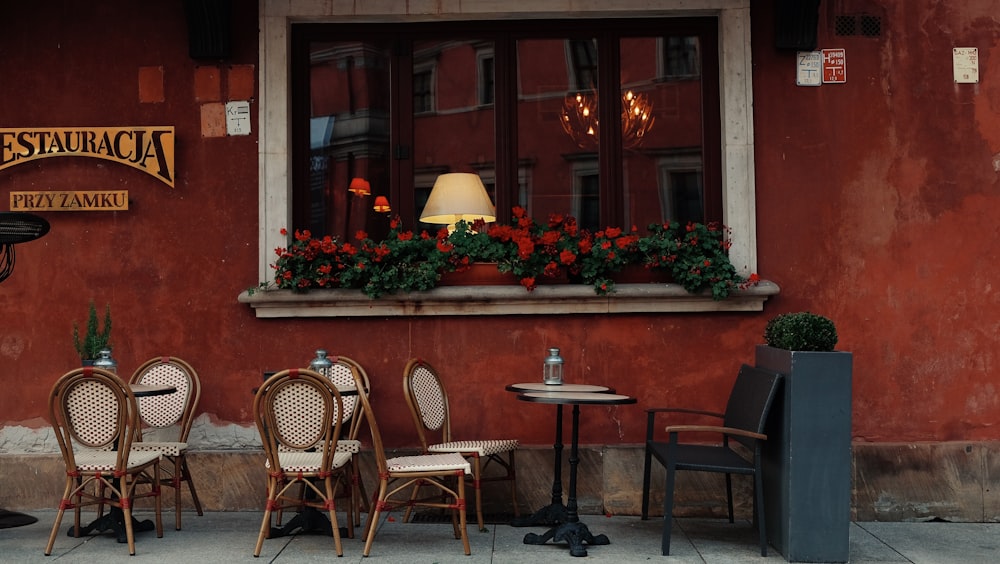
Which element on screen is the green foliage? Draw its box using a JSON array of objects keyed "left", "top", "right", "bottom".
[
  {"left": 72, "top": 301, "right": 112, "bottom": 361},
  {"left": 268, "top": 209, "right": 760, "bottom": 300},
  {"left": 764, "top": 312, "right": 838, "bottom": 351}
]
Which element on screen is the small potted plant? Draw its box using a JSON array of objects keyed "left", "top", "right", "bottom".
[
  {"left": 72, "top": 301, "right": 112, "bottom": 364},
  {"left": 755, "top": 311, "right": 852, "bottom": 563}
]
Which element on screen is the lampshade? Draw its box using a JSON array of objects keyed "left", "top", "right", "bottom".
[
  {"left": 419, "top": 173, "right": 496, "bottom": 226},
  {"left": 373, "top": 196, "right": 391, "bottom": 213},
  {"left": 348, "top": 177, "right": 371, "bottom": 196}
]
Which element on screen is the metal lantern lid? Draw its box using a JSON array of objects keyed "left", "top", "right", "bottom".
[{"left": 308, "top": 349, "right": 333, "bottom": 374}]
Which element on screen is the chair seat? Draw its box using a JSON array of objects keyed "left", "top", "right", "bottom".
[
  {"left": 75, "top": 450, "right": 161, "bottom": 472},
  {"left": 132, "top": 441, "right": 188, "bottom": 457},
  {"left": 336, "top": 439, "right": 362, "bottom": 454},
  {"left": 428, "top": 439, "right": 518, "bottom": 456},
  {"left": 265, "top": 451, "right": 352, "bottom": 473},
  {"left": 386, "top": 452, "right": 471, "bottom": 474},
  {"left": 648, "top": 442, "right": 755, "bottom": 475}
]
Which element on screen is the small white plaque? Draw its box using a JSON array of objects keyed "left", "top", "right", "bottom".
[
  {"left": 225, "top": 101, "right": 252, "bottom": 135},
  {"left": 796, "top": 51, "right": 822, "bottom": 86},
  {"left": 953, "top": 47, "right": 979, "bottom": 83}
]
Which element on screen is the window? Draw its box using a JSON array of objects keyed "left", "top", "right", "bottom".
[
  {"left": 477, "top": 49, "right": 495, "bottom": 106},
  {"left": 413, "top": 64, "right": 435, "bottom": 114},
  {"left": 292, "top": 19, "right": 720, "bottom": 239},
  {"left": 258, "top": 3, "right": 760, "bottom": 303},
  {"left": 663, "top": 36, "right": 701, "bottom": 78},
  {"left": 568, "top": 39, "right": 598, "bottom": 90}
]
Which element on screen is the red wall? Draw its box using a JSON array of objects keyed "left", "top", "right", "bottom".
[{"left": 3, "top": 1, "right": 1000, "bottom": 449}]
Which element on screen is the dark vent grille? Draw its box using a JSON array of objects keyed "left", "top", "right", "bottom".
[{"left": 835, "top": 14, "right": 882, "bottom": 37}]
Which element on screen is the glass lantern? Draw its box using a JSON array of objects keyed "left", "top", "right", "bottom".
[{"left": 543, "top": 347, "right": 564, "bottom": 385}]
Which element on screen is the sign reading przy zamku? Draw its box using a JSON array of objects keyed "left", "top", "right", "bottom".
[{"left": 0, "top": 126, "right": 175, "bottom": 187}]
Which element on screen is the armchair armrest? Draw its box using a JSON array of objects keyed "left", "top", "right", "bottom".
[
  {"left": 664, "top": 424, "right": 766, "bottom": 442},
  {"left": 645, "top": 407, "right": 725, "bottom": 442}
]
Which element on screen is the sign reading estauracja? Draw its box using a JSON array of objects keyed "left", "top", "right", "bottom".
[{"left": 0, "top": 126, "right": 175, "bottom": 187}]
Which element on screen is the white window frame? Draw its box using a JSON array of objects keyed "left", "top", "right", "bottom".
[{"left": 251, "top": 0, "right": 764, "bottom": 315}]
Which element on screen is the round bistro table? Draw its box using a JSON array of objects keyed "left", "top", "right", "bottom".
[
  {"left": 514, "top": 390, "right": 636, "bottom": 557},
  {"left": 505, "top": 382, "right": 612, "bottom": 528}
]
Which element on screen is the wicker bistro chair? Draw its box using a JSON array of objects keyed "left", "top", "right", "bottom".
[
  {"left": 355, "top": 365, "right": 473, "bottom": 557},
  {"left": 45, "top": 367, "right": 163, "bottom": 556},
  {"left": 402, "top": 358, "right": 518, "bottom": 531},
  {"left": 640, "top": 364, "right": 782, "bottom": 557},
  {"left": 253, "top": 369, "right": 352, "bottom": 557},
  {"left": 128, "top": 356, "right": 203, "bottom": 530},
  {"left": 279, "top": 354, "right": 371, "bottom": 531}
]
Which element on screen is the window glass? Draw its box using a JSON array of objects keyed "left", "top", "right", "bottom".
[
  {"left": 293, "top": 21, "right": 718, "bottom": 240},
  {"left": 301, "top": 41, "right": 392, "bottom": 241},
  {"left": 622, "top": 35, "right": 706, "bottom": 229},
  {"left": 412, "top": 39, "right": 497, "bottom": 231}
]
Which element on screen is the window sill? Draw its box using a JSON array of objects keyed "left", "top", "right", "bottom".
[{"left": 237, "top": 280, "right": 780, "bottom": 317}]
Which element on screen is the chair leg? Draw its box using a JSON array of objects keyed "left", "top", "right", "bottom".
[
  {"left": 725, "top": 472, "right": 734, "bottom": 523},
  {"left": 508, "top": 450, "right": 519, "bottom": 518},
  {"left": 362, "top": 481, "right": 388, "bottom": 557},
  {"left": 323, "top": 477, "right": 344, "bottom": 557},
  {"left": 641, "top": 445, "right": 653, "bottom": 520},
  {"left": 120, "top": 478, "right": 137, "bottom": 556},
  {"left": 470, "top": 456, "right": 485, "bottom": 532},
  {"left": 180, "top": 455, "right": 204, "bottom": 516},
  {"left": 457, "top": 476, "right": 470, "bottom": 555},
  {"left": 255, "top": 477, "right": 278, "bottom": 557},
  {"left": 44, "top": 478, "right": 74, "bottom": 555},
  {"left": 754, "top": 469, "right": 768, "bottom": 557},
  {"left": 661, "top": 463, "right": 677, "bottom": 556}
]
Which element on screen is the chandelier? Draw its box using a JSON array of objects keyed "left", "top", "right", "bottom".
[{"left": 560, "top": 89, "right": 655, "bottom": 150}]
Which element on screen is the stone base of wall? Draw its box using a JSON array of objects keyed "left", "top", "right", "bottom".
[{"left": 3, "top": 442, "right": 999, "bottom": 521}]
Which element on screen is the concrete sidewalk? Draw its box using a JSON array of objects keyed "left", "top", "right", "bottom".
[{"left": 2, "top": 510, "right": 999, "bottom": 563}]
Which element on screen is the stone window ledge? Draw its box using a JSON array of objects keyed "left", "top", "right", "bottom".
[{"left": 237, "top": 280, "right": 779, "bottom": 317}]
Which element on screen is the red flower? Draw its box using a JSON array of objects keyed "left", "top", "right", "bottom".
[
  {"left": 355, "top": 230, "right": 368, "bottom": 241},
  {"left": 559, "top": 249, "right": 576, "bottom": 265},
  {"left": 397, "top": 231, "right": 414, "bottom": 241}
]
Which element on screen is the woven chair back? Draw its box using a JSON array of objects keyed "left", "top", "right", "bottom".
[
  {"left": 49, "top": 367, "right": 137, "bottom": 471},
  {"left": 403, "top": 359, "right": 452, "bottom": 449},
  {"left": 130, "top": 357, "right": 200, "bottom": 442},
  {"left": 254, "top": 369, "right": 343, "bottom": 465},
  {"left": 316, "top": 355, "right": 370, "bottom": 439}
]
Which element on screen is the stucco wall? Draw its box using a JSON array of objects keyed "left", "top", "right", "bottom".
[{"left": 1, "top": 0, "right": 999, "bottom": 477}]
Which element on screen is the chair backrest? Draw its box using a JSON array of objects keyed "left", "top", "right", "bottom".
[
  {"left": 49, "top": 367, "right": 139, "bottom": 472},
  {"left": 254, "top": 368, "right": 343, "bottom": 469},
  {"left": 129, "top": 356, "right": 201, "bottom": 442},
  {"left": 722, "top": 364, "right": 783, "bottom": 451},
  {"left": 317, "top": 355, "right": 371, "bottom": 441},
  {"left": 402, "top": 358, "right": 451, "bottom": 450}
]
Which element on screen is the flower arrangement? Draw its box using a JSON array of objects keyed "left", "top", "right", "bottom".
[{"left": 267, "top": 208, "right": 758, "bottom": 299}]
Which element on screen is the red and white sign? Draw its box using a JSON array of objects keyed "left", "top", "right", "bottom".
[{"left": 822, "top": 49, "right": 846, "bottom": 83}]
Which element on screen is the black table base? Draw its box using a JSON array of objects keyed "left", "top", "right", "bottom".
[
  {"left": 524, "top": 522, "right": 610, "bottom": 557},
  {"left": 68, "top": 509, "right": 156, "bottom": 544},
  {"left": 268, "top": 506, "right": 348, "bottom": 538},
  {"left": 509, "top": 501, "right": 568, "bottom": 527}
]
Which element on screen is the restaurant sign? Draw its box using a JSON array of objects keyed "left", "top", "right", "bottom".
[
  {"left": 10, "top": 190, "right": 128, "bottom": 211},
  {"left": 0, "top": 126, "right": 175, "bottom": 187}
]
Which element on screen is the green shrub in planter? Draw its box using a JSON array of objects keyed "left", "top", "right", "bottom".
[{"left": 763, "top": 312, "right": 837, "bottom": 351}]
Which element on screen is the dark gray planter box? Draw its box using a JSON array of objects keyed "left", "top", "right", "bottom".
[{"left": 755, "top": 345, "right": 853, "bottom": 563}]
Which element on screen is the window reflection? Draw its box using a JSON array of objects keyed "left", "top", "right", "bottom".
[
  {"left": 304, "top": 42, "right": 391, "bottom": 241},
  {"left": 296, "top": 22, "right": 718, "bottom": 240}
]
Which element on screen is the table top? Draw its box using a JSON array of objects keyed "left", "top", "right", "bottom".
[
  {"left": 517, "top": 391, "right": 637, "bottom": 406},
  {"left": 130, "top": 383, "right": 177, "bottom": 397},
  {"left": 505, "top": 382, "right": 613, "bottom": 393}
]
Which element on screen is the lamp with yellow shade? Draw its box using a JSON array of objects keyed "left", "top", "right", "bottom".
[{"left": 419, "top": 173, "right": 496, "bottom": 232}]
